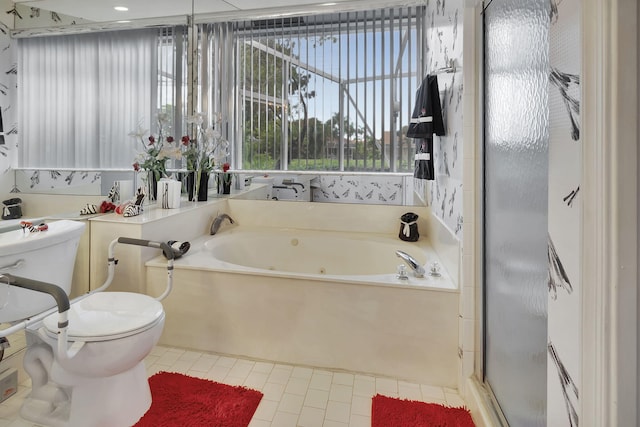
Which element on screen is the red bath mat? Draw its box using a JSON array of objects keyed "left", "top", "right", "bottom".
[
  {"left": 134, "top": 371, "right": 263, "bottom": 427},
  {"left": 372, "top": 394, "right": 475, "bottom": 427}
]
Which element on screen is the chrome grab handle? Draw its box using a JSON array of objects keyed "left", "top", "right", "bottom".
[{"left": 0, "top": 259, "right": 25, "bottom": 271}]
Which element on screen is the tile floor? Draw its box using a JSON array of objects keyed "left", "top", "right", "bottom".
[{"left": 0, "top": 345, "right": 466, "bottom": 427}]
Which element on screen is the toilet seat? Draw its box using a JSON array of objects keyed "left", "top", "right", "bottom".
[{"left": 42, "top": 292, "right": 164, "bottom": 342}]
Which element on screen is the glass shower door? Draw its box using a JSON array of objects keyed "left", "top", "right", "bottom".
[{"left": 483, "top": 0, "right": 549, "bottom": 425}]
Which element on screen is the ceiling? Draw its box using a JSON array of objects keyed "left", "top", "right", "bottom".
[{"left": 11, "top": 0, "right": 349, "bottom": 22}]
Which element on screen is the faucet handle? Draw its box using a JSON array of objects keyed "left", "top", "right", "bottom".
[
  {"left": 429, "top": 261, "right": 442, "bottom": 277},
  {"left": 396, "top": 264, "right": 409, "bottom": 280}
]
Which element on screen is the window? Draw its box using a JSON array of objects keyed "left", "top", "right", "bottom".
[
  {"left": 234, "top": 6, "right": 426, "bottom": 172},
  {"left": 18, "top": 27, "right": 186, "bottom": 169},
  {"left": 17, "top": 6, "right": 427, "bottom": 175}
]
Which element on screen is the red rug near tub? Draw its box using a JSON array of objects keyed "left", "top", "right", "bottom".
[
  {"left": 371, "top": 394, "right": 475, "bottom": 427},
  {"left": 134, "top": 371, "right": 263, "bottom": 427}
]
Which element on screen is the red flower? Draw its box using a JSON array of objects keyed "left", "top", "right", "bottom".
[
  {"left": 133, "top": 162, "right": 140, "bottom": 171},
  {"left": 166, "top": 136, "right": 175, "bottom": 143},
  {"left": 148, "top": 136, "right": 155, "bottom": 145},
  {"left": 181, "top": 135, "right": 190, "bottom": 145},
  {"left": 100, "top": 201, "right": 116, "bottom": 213},
  {"left": 222, "top": 162, "right": 230, "bottom": 172}
]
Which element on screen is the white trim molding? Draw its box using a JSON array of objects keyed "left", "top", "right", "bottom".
[{"left": 581, "top": 1, "right": 638, "bottom": 427}]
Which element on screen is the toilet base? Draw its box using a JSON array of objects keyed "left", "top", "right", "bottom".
[
  {"left": 21, "top": 383, "right": 71, "bottom": 427},
  {"left": 21, "top": 361, "right": 151, "bottom": 427}
]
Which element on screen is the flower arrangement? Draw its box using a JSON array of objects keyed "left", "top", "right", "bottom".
[
  {"left": 130, "top": 112, "right": 182, "bottom": 183},
  {"left": 181, "top": 112, "right": 230, "bottom": 198},
  {"left": 217, "top": 162, "right": 232, "bottom": 194},
  {"left": 181, "top": 112, "right": 229, "bottom": 172}
]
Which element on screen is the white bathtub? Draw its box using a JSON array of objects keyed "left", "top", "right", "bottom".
[
  {"left": 166, "top": 227, "right": 456, "bottom": 290},
  {"left": 146, "top": 226, "right": 459, "bottom": 386}
]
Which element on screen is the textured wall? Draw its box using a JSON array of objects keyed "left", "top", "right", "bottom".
[
  {"left": 547, "top": 0, "right": 582, "bottom": 425},
  {"left": 0, "top": 0, "right": 16, "bottom": 194},
  {"left": 424, "top": 0, "right": 464, "bottom": 238},
  {"left": 311, "top": 174, "right": 405, "bottom": 205}
]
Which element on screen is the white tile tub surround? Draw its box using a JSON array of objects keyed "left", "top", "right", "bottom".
[
  {"left": 425, "top": 213, "right": 462, "bottom": 289},
  {"left": 227, "top": 199, "right": 431, "bottom": 236},
  {"left": 147, "top": 200, "right": 461, "bottom": 388}
]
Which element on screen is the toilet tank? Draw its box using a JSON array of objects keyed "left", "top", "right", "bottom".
[{"left": 0, "top": 220, "right": 85, "bottom": 323}]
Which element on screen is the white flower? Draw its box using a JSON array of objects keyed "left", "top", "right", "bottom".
[
  {"left": 213, "top": 140, "right": 230, "bottom": 165},
  {"left": 204, "top": 127, "right": 215, "bottom": 141},
  {"left": 158, "top": 143, "right": 182, "bottom": 161},
  {"left": 128, "top": 126, "right": 149, "bottom": 139},
  {"left": 187, "top": 112, "right": 206, "bottom": 126},
  {"left": 157, "top": 112, "right": 170, "bottom": 125}
]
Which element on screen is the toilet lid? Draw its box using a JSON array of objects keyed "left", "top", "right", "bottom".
[{"left": 42, "top": 292, "right": 164, "bottom": 340}]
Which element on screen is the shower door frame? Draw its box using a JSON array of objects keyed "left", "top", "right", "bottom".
[
  {"left": 468, "top": 0, "right": 638, "bottom": 426},
  {"left": 478, "top": 0, "right": 549, "bottom": 424}
]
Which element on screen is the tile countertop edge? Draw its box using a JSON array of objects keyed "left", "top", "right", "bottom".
[
  {"left": 88, "top": 198, "right": 228, "bottom": 224},
  {"left": 87, "top": 184, "right": 269, "bottom": 224}
]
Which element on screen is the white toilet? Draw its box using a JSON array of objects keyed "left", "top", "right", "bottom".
[{"left": 0, "top": 220, "right": 170, "bottom": 427}]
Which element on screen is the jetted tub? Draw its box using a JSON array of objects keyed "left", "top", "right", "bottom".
[
  {"left": 165, "top": 227, "right": 456, "bottom": 290},
  {"left": 146, "top": 226, "right": 460, "bottom": 387}
]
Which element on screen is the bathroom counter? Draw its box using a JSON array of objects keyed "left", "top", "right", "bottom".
[
  {"left": 48, "top": 211, "right": 105, "bottom": 220},
  {"left": 89, "top": 183, "right": 269, "bottom": 225},
  {"left": 89, "top": 199, "right": 219, "bottom": 224}
]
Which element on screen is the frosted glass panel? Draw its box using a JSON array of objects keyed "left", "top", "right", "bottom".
[{"left": 483, "top": 0, "right": 549, "bottom": 425}]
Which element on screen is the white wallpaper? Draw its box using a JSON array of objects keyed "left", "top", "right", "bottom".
[
  {"left": 425, "top": 0, "right": 464, "bottom": 238},
  {"left": 547, "top": 0, "right": 582, "bottom": 425},
  {"left": 0, "top": 0, "right": 15, "bottom": 195},
  {"left": 312, "top": 175, "right": 404, "bottom": 205}
]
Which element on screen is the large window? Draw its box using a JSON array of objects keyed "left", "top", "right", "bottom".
[
  {"left": 17, "top": 6, "right": 427, "bottom": 174},
  {"left": 234, "top": 6, "right": 426, "bottom": 172},
  {"left": 18, "top": 27, "right": 187, "bottom": 169}
]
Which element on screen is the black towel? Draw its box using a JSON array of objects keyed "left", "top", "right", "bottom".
[
  {"left": 407, "top": 75, "right": 444, "bottom": 182},
  {"left": 413, "top": 139, "right": 434, "bottom": 180},
  {"left": 407, "top": 75, "right": 445, "bottom": 138}
]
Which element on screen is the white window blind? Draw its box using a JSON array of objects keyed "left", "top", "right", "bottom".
[
  {"left": 18, "top": 27, "right": 186, "bottom": 169},
  {"left": 234, "top": 6, "right": 426, "bottom": 172}
]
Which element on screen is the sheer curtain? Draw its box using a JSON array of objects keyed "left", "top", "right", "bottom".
[{"left": 18, "top": 29, "right": 158, "bottom": 169}]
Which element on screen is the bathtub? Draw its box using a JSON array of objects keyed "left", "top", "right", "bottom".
[
  {"left": 146, "top": 226, "right": 459, "bottom": 386},
  {"left": 168, "top": 227, "right": 456, "bottom": 290}
]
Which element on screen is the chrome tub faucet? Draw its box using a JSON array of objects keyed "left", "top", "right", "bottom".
[
  {"left": 210, "top": 213, "right": 234, "bottom": 235},
  {"left": 395, "top": 250, "right": 425, "bottom": 278}
]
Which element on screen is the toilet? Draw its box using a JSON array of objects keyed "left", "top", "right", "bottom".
[{"left": 0, "top": 220, "right": 171, "bottom": 427}]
